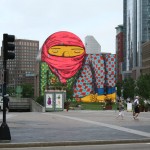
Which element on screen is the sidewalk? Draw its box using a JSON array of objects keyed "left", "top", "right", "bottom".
[{"left": 0, "top": 110, "right": 150, "bottom": 148}]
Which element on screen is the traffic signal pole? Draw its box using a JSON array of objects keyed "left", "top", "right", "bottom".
[
  {"left": 0, "top": 34, "right": 15, "bottom": 141},
  {"left": 0, "top": 55, "right": 11, "bottom": 141},
  {"left": 3, "top": 60, "right": 7, "bottom": 124}
]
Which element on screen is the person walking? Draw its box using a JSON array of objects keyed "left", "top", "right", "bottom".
[
  {"left": 116, "top": 100, "right": 124, "bottom": 119},
  {"left": 133, "top": 96, "right": 140, "bottom": 119}
]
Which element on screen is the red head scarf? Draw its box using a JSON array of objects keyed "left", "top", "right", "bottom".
[{"left": 42, "top": 31, "right": 85, "bottom": 84}]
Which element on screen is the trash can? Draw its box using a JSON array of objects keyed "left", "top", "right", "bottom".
[{"left": 127, "top": 102, "right": 132, "bottom": 112}]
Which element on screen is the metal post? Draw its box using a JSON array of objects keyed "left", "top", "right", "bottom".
[
  {"left": 121, "top": 87, "right": 123, "bottom": 99},
  {"left": 0, "top": 50, "right": 11, "bottom": 141},
  {"left": 115, "top": 87, "right": 117, "bottom": 112}
]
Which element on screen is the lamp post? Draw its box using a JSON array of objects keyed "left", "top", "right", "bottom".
[
  {"left": 134, "top": 80, "right": 138, "bottom": 96},
  {"left": 115, "top": 86, "right": 117, "bottom": 112},
  {"left": 115, "top": 87, "right": 117, "bottom": 98},
  {"left": 0, "top": 33, "right": 15, "bottom": 141}
]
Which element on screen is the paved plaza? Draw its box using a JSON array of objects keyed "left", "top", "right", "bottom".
[{"left": 0, "top": 110, "right": 150, "bottom": 148}]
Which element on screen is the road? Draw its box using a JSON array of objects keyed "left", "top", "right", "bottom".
[{"left": 0, "top": 143, "right": 150, "bottom": 150}]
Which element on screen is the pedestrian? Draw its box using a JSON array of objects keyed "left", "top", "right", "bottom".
[
  {"left": 116, "top": 100, "right": 124, "bottom": 119},
  {"left": 4, "top": 94, "right": 9, "bottom": 112},
  {"left": 133, "top": 96, "right": 140, "bottom": 119}
]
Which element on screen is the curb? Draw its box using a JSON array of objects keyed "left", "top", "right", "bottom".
[{"left": 0, "top": 138, "right": 150, "bottom": 148}]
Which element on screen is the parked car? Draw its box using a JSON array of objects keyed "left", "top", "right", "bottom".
[{"left": 0, "top": 93, "right": 10, "bottom": 111}]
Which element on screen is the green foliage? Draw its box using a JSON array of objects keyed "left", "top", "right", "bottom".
[
  {"left": 116, "top": 74, "right": 150, "bottom": 102},
  {"left": 36, "top": 95, "right": 44, "bottom": 106},
  {"left": 122, "top": 77, "right": 135, "bottom": 99},
  {"left": 116, "top": 81, "right": 123, "bottom": 97},
  {"left": 136, "top": 74, "right": 150, "bottom": 99},
  {"left": 7, "top": 87, "right": 15, "bottom": 96},
  {"left": 139, "top": 98, "right": 145, "bottom": 106},
  {"left": 70, "top": 102, "right": 116, "bottom": 110},
  {"left": 105, "top": 98, "right": 113, "bottom": 106},
  {"left": 80, "top": 102, "right": 102, "bottom": 110},
  {"left": 21, "top": 83, "right": 34, "bottom": 98},
  {"left": 116, "top": 78, "right": 135, "bottom": 99},
  {"left": 66, "top": 89, "right": 73, "bottom": 100}
]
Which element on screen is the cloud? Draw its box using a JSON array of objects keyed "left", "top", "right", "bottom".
[{"left": 0, "top": 0, "right": 123, "bottom": 54}]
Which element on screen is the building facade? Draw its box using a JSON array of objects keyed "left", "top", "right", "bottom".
[
  {"left": 85, "top": 35, "right": 101, "bottom": 54},
  {"left": 115, "top": 25, "right": 124, "bottom": 82},
  {"left": 141, "top": 41, "right": 150, "bottom": 74},
  {"left": 0, "top": 39, "right": 39, "bottom": 94},
  {"left": 123, "top": 0, "right": 150, "bottom": 79}
]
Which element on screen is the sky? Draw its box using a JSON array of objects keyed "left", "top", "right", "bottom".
[{"left": 0, "top": 0, "right": 123, "bottom": 54}]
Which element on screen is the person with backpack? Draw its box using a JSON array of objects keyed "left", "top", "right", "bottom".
[{"left": 133, "top": 96, "right": 140, "bottom": 119}]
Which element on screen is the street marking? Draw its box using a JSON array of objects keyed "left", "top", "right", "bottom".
[{"left": 46, "top": 113, "right": 150, "bottom": 138}]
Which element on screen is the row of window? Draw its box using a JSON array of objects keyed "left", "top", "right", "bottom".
[
  {"left": 141, "top": 68, "right": 150, "bottom": 74},
  {"left": 7, "top": 61, "right": 35, "bottom": 65},
  {"left": 15, "top": 46, "right": 38, "bottom": 50},
  {"left": 16, "top": 41, "right": 39, "bottom": 47},
  {"left": 142, "top": 60, "right": 150, "bottom": 66}
]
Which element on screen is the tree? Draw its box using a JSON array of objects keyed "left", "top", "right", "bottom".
[
  {"left": 7, "top": 86, "right": 15, "bottom": 96},
  {"left": 116, "top": 81, "right": 122, "bottom": 97},
  {"left": 21, "top": 83, "right": 34, "bottom": 98},
  {"left": 136, "top": 74, "right": 150, "bottom": 99},
  {"left": 122, "top": 77, "right": 135, "bottom": 100},
  {"left": 36, "top": 95, "right": 44, "bottom": 106}
]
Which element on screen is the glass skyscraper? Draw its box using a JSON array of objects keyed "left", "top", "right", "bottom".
[{"left": 123, "top": 0, "right": 150, "bottom": 72}]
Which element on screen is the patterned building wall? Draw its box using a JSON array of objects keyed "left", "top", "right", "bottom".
[
  {"left": 104, "top": 54, "right": 116, "bottom": 94},
  {"left": 73, "top": 54, "right": 116, "bottom": 98},
  {"left": 40, "top": 54, "right": 116, "bottom": 101}
]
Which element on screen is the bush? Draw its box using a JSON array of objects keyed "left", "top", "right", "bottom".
[
  {"left": 105, "top": 98, "right": 113, "bottom": 106},
  {"left": 36, "top": 95, "right": 44, "bottom": 106}
]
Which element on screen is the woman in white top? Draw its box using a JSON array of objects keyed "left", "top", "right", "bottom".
[
  {"left": 133, "top": 96, "right": 140, "bottom": 119},
  {"left": 116, "top": 100, "right": 124, "bottom": 119}
]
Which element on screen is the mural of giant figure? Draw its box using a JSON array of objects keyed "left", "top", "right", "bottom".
[
  {"left": 41, "top": 31, "right": 85, "bottom": 84},
  {"left": 73, "top": 53, "right": 116, "bottom": 102},
  {"left": 39, "top": 31, "right": 116, "bottom": 102}
]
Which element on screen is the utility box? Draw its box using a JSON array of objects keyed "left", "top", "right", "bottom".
[{"left": 44, "top": 90, "right": 66, "bottom": 111}]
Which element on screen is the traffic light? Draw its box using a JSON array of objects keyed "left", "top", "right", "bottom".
[{"left": 3, "top": 34, "right": 15, "bottom": 60}]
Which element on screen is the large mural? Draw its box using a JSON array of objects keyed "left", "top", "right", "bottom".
[
  {"left": 73, "top": 53, "right": 116, "bottom": 102},
  {"left": 41, "top": 31, "right": 85, "bottom": 84},
  {"left": 40, "top": 31, "right": 116, "bottom": 102}
]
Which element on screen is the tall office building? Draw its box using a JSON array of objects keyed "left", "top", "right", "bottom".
[
  {"left": 85, "top": 36, "right": 101, "bottom": 54},
  {"left": 115, "top": 25, "right": 124, "bottom": 82},
  {"left": 0, "top": 39, "right": 39, "bottom": 91},
  {"left": 141, "top": 41, "right": 150, "bottom": 74},
  {"left": 123, "top": 0, "right": 150, "bottom": 79}
]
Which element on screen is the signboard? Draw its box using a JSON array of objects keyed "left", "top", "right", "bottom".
[
  {"left": 55, "top": 94, "right": 63, "bottom": 109},
  {"left": 44, "top": 90, "right": 65, "bottom": 111},
  {"left": 45, "top": 93, "right": 53, "bottom": 109}
]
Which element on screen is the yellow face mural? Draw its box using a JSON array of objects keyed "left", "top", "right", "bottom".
[
  {"left": 42, "top": 31, "right": 85, "bottom": 84},
  {"left": 48, "top": 46, "right": 85, "bottom": 57}
]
